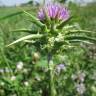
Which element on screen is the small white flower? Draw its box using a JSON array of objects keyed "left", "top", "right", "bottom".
[
  {"left": 75, "top": 83, "right": 86, "bottom": 95},
  {"left": 16, "top": 61, "right": 23, "bottom": 70},
  {"left": 23, "top": 68, "right": 28, "bottom": 74},
  {"left": 11, "top": 76, "right": 16, "bottom": 81},
  {"left": 71, "top": 71, "right": 86, "bottom": 82},
  {"left": 24, "top": 81, "right": 29, "bottom": 86},
  {"left": 78, "top": 72, "right": 86, "bottom": 82}
]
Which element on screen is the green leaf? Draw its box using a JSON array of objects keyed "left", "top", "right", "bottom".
[
  {"left": 11, "top": 29, "right": 37, "bottom": 34},
  {"left": 0, "top": 9, "right": 32, "bottom": 21},
  {"left": 23, "top": 40, "right": 36, "bottom": 43},
  {"left": 68, "top": 40, "right": 93, "bottom": 44},
  {"left": 63, "top": 25, "right": 75, "bottom": 30},
  {"left": 57, "top": 16, "right": 72, "bottom": 29},
  {"left": 65, "top": 29, "right": 96, "bottom": 35},
  {"left": 6, "top": 34, "right": 43, "bottom": 47},
  {"left": 23, "top": 10, "right": 45, "bottom": 28},
  {"left": 65, "top": 36, "right": 96, "bottom": 44}
]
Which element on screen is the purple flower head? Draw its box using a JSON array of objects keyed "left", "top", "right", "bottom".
[
  {"left": 56, "top": 64, "right": 66, "bottom": 73},
  {"left": 38, "top": 3, "right": 70, "bottom": 21}
]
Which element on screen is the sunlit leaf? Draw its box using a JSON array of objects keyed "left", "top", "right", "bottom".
[
  {"left": 23, "top": 10, "right": 46, "bottom": 28},
  {"left": 11, "top": 29, "right": 37, "bottom": 34},
  {"left": 0, "top": 9, "right": 32, "bottom": 21},
  {"left": 23, "top": 40, "right": 36, "bottom": 43},
  {"left": 65, "top": 36, "right": 96, "bottom": 44},
  {"left": 65, "top": 29, "right": 96, "bottom": 35},
  {"left": 57, "top": 16, "right": 72, "bottom": 29},
  {"left": 68, "top": 40, "right": 93, "bottom": 44},
  {"left": 6, "top": 34, "right": 43, "bottom": 47}
]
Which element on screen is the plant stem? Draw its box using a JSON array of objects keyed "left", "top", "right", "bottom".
[{"left": 48, "top": 53, "right": 56, "bottom": 96}]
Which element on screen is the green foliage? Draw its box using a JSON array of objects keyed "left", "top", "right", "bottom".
[{"left": 0, "top": 2, "right": 96, "bottom": 96}]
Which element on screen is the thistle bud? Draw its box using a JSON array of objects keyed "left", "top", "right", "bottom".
[
  {"left": 32, "top": 52, "right": 40, "bottom": 64},
  {"left": 16, "top": 61, "right": 23, "bottom": 70}
]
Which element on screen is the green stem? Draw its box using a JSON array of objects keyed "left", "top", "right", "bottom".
[{"left": 48, "top": 53, "right": 56, "bottom": 96}]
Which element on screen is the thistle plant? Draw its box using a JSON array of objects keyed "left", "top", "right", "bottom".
[{"left": 7, "top": 2, "right": 96, "bottom": 96}]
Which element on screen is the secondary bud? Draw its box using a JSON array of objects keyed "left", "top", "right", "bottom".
[{"left": 32, "top": 52, "right": 40, "bottom": 64}]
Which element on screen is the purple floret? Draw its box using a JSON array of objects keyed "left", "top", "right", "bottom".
[
  {"left": 58, "top": 7, "right": 69, "bottom": 21},
  {"left": 38, "top": 9, "right": 45, "bottom": 20},
  {"left": 56, "top": 64, "right": 66, "bottom": 73},
  {"left": 38, "top": 3, "right": 70, "bottom": 21}
]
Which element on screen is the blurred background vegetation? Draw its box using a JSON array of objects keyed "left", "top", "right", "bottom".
[{"left": 0, "top": 0, "right": 96, "bottom": 95}]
